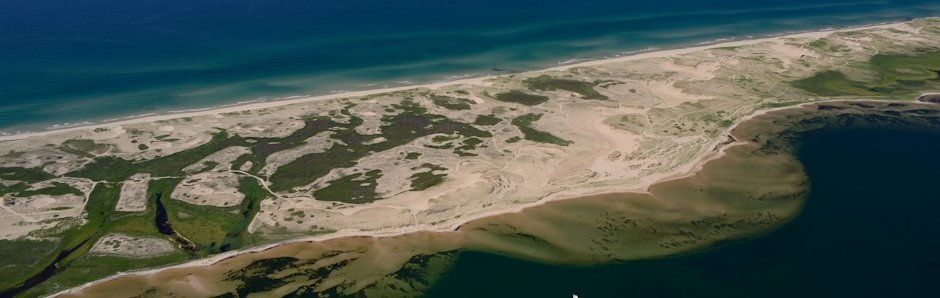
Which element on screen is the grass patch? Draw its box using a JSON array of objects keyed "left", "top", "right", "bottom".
[
  {"left": 0, "top": 167, "right": 55, "bottom": 183},
  {"left": 0, "top": 240, "right": 58, "bottom": 290},
  {"left": 473, "top": 114, "right": 502, "bottom": 126},
  {"left": 60, "top": 139, "right": 111, "bottom": 157},
  {"left": 425, "top": 143, "right": 454, "bottom": 149},
  {"left": 430, "top": 95, "right": 473, "bottom": 110},
  {"left": 792, "top": 50, "right": 940, "bottom": 97},
  {"left": 494, "top": 90, "right": 550, "bottom": 106},
  {"left": 454, "top": 137, "right": 484, "bottom": 156},
  {"left": 791, "top": 70, "right": 876, "bottom": 96},
  {"left": 218, "top": 178, "right": 271, "bottom": 252},
  {"left": 0, "top": 182, "right": 29, "bottom": 197},
  {"left": 432, "top": 135, "right": 458, "bottom": 143},
  {"left": 70, "top": 115, "right": 340, "bottom": 182},
  {"left": 164, "top": 198, "right": 240, "bottom": 254},
  {"left": 524, "top": 75, "right": 608, "bottom": 100},
  {"left": 270, "top": 101, "right": 490, "bottom": 192},
  {"left": 313, "top": 170, "right": 383, "bottom": 203},
  {"left": 410, "top": 164, "right": 448, "bottom": 191},
  {"left": 20, "top": 252, "right": 188, "bottom": 298},
  {"left": 4, "top": 183, "right": 129, "bottom": 295},
  {"left": 150, "top": 177, "right": 247, "bottom": 254},
  {"left": 511, "top": 114, "right": 573, "bottom": 146},
  {"left": 405, "top": 152, "right": 422, "bottom": 160}
]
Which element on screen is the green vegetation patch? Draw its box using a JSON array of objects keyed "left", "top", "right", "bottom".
[
  {"left": 0, "top": 183, "right": 29, "bottom": 197},
  {"left": 0, "top": 239, "right": 59, "bottom": 290},
  {"left": 313, "top": 170, "right": 383, "bottom": 203},
  {"left": 0, "top": 167, "right": 55, "bottom": 183},
  {"left": 70, "top": 115, "right": 340, "bottom": 182},
  {"left": 410, "top": 164, "right": 448, "bottom": 191},
  {"left": 473, "top": 114, "right": 502, "bottom": 126},
  {"left": 218, "top": 178, "right": 271, "bottom": 252},
  {"left": 791, "top": 70, "right": 875, "bottom": 96},
  {"left": 430, "top": 95, "right": 473, "bottom": 110},
  {"left": 20, "top": 252, "right": 188, "bottom": 298},
  {"left": 807, "top": 39, "right": 845, "bottom": 53},
  {"left": 154, "top": 134, "right": 179, "bottom": 142},
  {"left": 511, "top": 114, "right": 573, "bottom": 146},
  {"left": 454, "top": 137, "right": 484, "bottom": 156},
  {"left": 524, "top": 75, "right": 608, "bottom": 100},
  {"left": 161, "top": 177, "right": 271, "bottom": 255},
  {"left": 270, "top": 100, "right": 490, "bottom": 192},
  {"left": 405, "top": 152, "right": 422, "bottom": 160},
  {"left": 164, "top": 198, "right": 240, "bottom": 254},
  {"left": 494, "top": 90, "right": 550, "bottom": 106},
  {"left": 432, "top": 135, "right": 458, "bottom": 143},
  {"left": 792, "top": 50, "right": 940, "bottom": 97},
  {"left": 424, "top": 143, "right": 455, "bottom": 149},
  {"left": 4, "top": 182, "right": 148, "bottom": 296},
  {"left": 60, "top": 139, "right": 111, "bottom": 157}
]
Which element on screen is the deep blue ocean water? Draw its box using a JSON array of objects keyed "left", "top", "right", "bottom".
[{"left": 2, "top": 0, "right": 940, "bottom": 132}]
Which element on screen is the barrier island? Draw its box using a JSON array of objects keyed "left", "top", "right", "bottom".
[{"left": 1, "top": 18, "right": 940, "bottom": 297}]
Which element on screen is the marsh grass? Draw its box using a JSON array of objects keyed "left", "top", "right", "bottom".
[{"left": 792, "top": 51, "right": 940, "bottom": 97}]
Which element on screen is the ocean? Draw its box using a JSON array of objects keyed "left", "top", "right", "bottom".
[{"left": 2, "top": 0, "right": 940, "bottom": 133}]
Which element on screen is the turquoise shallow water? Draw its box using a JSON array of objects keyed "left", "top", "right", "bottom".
[
  {"left": 424, "top": 124, "right": 940, "bottom": 297},
  {"left": 2, "top": 0, "right": 940, "bottom": 132}
]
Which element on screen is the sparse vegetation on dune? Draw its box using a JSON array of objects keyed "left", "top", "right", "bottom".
[
  {"left": 493, "top": 90, "right": 550, "bottom": 106},
  {"left": 270, "top": 101, "right": 490, "bottom": 192},
  {"left": 313, "top": 170, "right": 383, "bottom": 203},
  {"left": 511, "top": 113, "right": 572, "bottom": 146},
  {"left": 524, "top": 75, "right": 608, "bottom": 100},
  {"left": 410, "top": 164, "right": 448, "bottom": 191},
  {"left": 473, "top": 114, "right": 502, "bottom": 126},
  {"left": 430, "top": 95, "right": 474, "bottom": 110}
]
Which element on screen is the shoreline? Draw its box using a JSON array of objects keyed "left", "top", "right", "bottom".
[
  {"left": 0, "top": 18, "right": 918, "bottom": 143},
  {"left": 40, "top": 18, "right": 931, "bottom": 297}
]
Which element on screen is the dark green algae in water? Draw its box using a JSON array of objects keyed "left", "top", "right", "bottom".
[{"left": 424, "top": 101, "right": 940, "bottom": 298}]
